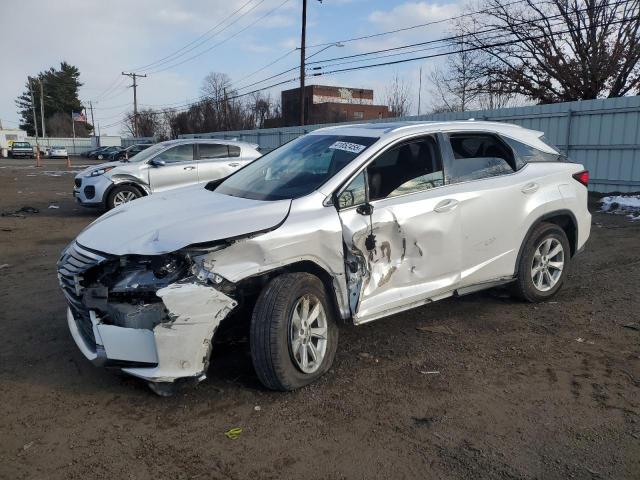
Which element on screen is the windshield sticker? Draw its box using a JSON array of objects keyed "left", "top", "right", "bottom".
[{"left": 329, "top": 141, "right": 367, "bottom": 154}]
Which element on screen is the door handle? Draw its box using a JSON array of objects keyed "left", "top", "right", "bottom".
[
  {"left": 228, "top": 162, "right": 240, "bottom": 167},
  {"left": 183, "top": 166, "right": 196, "bottom": 171},
  {"left": 434, "top": 199, "right": 459, "bottom": 213},
  {"left": 521, "top": 182, "right": 539, "bottom": 194}
]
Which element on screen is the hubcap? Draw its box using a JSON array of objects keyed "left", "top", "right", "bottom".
[
  {"left": 289, "top": 294, "right": 328, "bottom": 374},
  {"left": 113, "top": 190, "right": 137, "bottom": 206},
  {"left": 531, "top": 237, "right": 564, "bottom": 292}
]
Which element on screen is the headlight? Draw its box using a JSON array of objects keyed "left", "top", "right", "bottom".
[{"left": 89, "top": 166, "right": 115, "bottom": 177}]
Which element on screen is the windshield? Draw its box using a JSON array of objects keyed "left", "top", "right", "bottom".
[
  {"left": 13, "top": 142, "right": 31, "bottom": 148},
  {"left": 215, "top": 134, "right": 377, "bottom": 200},
  {"left": 126, "top": 143, "right": 169, "bottom": 162}
]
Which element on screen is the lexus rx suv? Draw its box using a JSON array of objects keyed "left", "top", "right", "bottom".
[
  {"left": 73, "top": 139, "right": 261, "bottom": 210},
  {"left": 57, "top": 121, "right": 591, "bottom": 395}
]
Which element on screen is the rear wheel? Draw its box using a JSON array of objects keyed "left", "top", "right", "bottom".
[
  {"left": 107, "top": 185, "right": 141, "bottom": 210},
  {"left": 250, "top": 273, "right": 338, "bottom": 391},
  {"left": 514, "top": 222, "right": 570, "bottom": 302}
]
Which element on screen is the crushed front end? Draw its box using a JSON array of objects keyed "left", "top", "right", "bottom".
[{"left": 57, "top": 242, "right": 237, "bottom": 390}]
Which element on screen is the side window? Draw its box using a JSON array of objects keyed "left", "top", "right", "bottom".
[
  {"left": 199, "top": 143, "right": 228, "bottom": 159},
  {"left": 366, "top": 137, "right": 444, "bottom": 201},
  {"left": 154, "top": 144, "right": 194, "bottom": 164},
  {"left": 228, "top": 145, "right": 241, "bottom": 157},
  {"left": 503, "top": 136, "right": 567, "bottom": 167},
  {"left": 337, "top": 171, "right": 366, "bottom": 209},
  {"left": 448, "top": 133, "right": 515, "bottom": 182}
]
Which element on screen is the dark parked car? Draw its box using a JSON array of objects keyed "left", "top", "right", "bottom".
[
  {"left": 9, "top": 142, "right": 34, "bottom": 158},
  {"left": 89, "top": 146, "right": 121, "bottom": 160},
  {"left": 109, "top": 144, "right": 153, "bottom": 161}
]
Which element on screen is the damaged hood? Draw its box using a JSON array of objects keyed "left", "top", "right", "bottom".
[{"left": 77, "top": 186, "right": 292, "bottom": 255}]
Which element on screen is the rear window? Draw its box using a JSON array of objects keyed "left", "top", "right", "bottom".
[
  {"left": 228, "top": 145, "right": 241, "bottom": 157},
  {"left": 503, "top": 137, "right": 568, "bottom": 164}
]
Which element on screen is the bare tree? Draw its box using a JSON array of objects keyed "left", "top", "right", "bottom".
[
  {"left": 122, "top": 109, "right": 163, "bottom": 138},
  {"left": 464, "top": 0, "right": 640, "bottom": 102},
  {"left": 385, "top": 73, "right": 412, "bottom": 117}
]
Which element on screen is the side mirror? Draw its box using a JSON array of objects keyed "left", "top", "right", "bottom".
[{"left": 150, "top": 158, "right": 166, "bottom": 167}]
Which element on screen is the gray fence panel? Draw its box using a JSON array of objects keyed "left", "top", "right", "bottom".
[{"left": 179, "top": 96, "right": 640, "bottom": 193}]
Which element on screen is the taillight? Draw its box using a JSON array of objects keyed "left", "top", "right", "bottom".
[{"left": 572, "top": 170, "right": 589, "bottom": 187}]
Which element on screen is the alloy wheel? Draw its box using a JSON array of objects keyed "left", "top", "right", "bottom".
[
  {"left": 289, "top": 294, "right": 328, "bottom": 374},
  {"left": 112, "top": 190, "right": 137, "bottom": 206},
  {"left": 531, "top": 237, "right": 564, "bottom": 292}
]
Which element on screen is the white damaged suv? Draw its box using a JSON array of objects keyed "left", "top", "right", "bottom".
[
  {"left": 57, "top": 121, "right": 591, "bottom": 395},
  {"left": 73, "top": 139, "right": 261, "bottom": 210}
]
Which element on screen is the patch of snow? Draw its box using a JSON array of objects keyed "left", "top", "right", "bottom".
[{"left": 600, "top": 195, "right": 640, "bottom": 221}]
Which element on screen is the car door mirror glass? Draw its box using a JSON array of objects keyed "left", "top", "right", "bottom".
[
  {"left": 337, "top": 171, "right": 366, "bottom": 209},
  {"left": 150, "top": 158, "right": 166, "bottom": 167}
]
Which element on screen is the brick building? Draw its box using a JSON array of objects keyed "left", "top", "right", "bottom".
[{"left": 281, "top": 85, "right": 391, "bottom": 126}]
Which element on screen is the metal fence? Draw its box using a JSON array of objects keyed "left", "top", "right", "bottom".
[
  {"left": 180, "top": 95, "right": 640, "bottom": 193},
  {"left": 23, "top": 137, "right": 157, "bottom": 156}
]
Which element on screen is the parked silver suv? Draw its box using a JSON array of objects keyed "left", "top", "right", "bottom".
[{"left": 73, "top": 139, "right": 261, "bottom": 210}]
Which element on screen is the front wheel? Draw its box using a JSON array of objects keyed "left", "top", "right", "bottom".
[
  {"left": 513, "top": 222, "right": 570, "bottom": 302},
  {"left": 106, "top": 185, "right": 141, "bottom": 210},
  {"left": 250, "top": 273, "right": 338, "bottom": 391}
]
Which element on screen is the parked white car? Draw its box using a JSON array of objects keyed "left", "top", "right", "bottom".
[
  {"left": 48, "top": 146, "right": 69, "bottom": 159},
  {"left": 58, "top": 121, "right": 591, "bottom": 395},
  {"left": 73, "top": 139, "right": 261, "bottom": 210}
]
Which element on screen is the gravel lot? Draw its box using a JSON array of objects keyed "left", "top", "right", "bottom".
[{"left": 1, "top": 158, "right": 639, "bottom": 479}]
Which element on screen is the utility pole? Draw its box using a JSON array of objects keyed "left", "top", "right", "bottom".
[
  {"left": 122, "top": 72, "right": 147, "bottom": 137},
  {"left": 28, "top": 79, "right": 41, "bottom": 167},
  {"left": 39, "top": 78, "right": 46, "bottom": 138},
  {"left": 299, "top": 0, "right": 307, "bottom": 126},
  {"left": 89, "top": 100, "right": 96, "bottom": 145}
]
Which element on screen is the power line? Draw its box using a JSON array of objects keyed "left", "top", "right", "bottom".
[
  {"left": 146, "top": 0, "right": 292, "bottom": 74},
  {"left": 132, "top": 0, "right": 259, "bottom": 72}
]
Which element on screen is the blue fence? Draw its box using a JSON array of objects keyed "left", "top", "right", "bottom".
[{"left": 180, "top": 95, "right": 640, "bottom": 193}]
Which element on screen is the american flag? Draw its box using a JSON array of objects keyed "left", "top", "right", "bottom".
[{"left": 72, "top": 111, "right": 87, "bottom": 123}]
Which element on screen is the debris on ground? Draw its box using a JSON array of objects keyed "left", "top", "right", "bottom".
[
  {"left": 576, "top": 337, "right": 595, "bottom": 345},
  {"left": 623, "top": 323, "right": 640, "bottom": 331},
  {"left": 0, "top": 264, "right": 10, "bottom": 270},
  {"left": 224, "top": 427, "right": 242, "bottom": 440},
  {"left": 601, "top": 195, "right": 640, "bottom": 221},
  {"left": 416, "top": 325, "right": 454, "bottom": 335},
  {"left": 48, "top": 205, "right": 60, "bottom": 209},
  {"left": 420, "top": 370, "right": 440, "bottom": 375},
  {"left": 1, "top": 206, "right": 40, "bottom": 218},
  {"left": 254, "top": 406, "right": 261, "bottom": 412}
]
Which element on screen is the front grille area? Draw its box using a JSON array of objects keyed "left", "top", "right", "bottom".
[
  {"left": 57, "top": 243, "right": 108, "bottom": 348},
  {"left": 74, "top": 178, "right": 82, "bottom": 188}
]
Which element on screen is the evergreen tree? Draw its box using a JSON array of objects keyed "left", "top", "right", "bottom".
[{"left": 15, "top": 62, "right": 92, "bottom": 136}]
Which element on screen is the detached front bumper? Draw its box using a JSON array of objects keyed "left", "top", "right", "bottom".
[{"left": 66, "top": 281, "right": 237, "bottom": 383}]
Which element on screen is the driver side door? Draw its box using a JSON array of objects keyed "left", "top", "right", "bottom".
[{"left": 336, "top": 134, "right": 462, "bottom": 323}]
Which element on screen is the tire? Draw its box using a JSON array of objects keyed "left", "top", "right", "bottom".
[
  {"left": 106, "top": 185, "right": 141, "bottom": 210},
  {"left": 513, "top": 222, "right": 571, "bottom": 302},
  {"left": 250, "top": 272, "right": 338, "bottom": 391}
]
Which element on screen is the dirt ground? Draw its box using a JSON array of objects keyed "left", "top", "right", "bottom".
[{"left": 0, "top": 158, "right": 639, "bottom": 480}]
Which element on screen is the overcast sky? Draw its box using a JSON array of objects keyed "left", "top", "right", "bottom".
[{"left": 0, "top": 0, "right": 462, "bottom": 135}]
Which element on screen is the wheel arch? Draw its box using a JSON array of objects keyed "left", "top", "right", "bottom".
[
  {"left": 515, "top": 209, "right": 578, "bottom": 275},
  {"left": 234, "top": 260, "right": 346, "bottom": 324},
  {"left": 103, "top": 178, "right": 149, "bottom": 207}
]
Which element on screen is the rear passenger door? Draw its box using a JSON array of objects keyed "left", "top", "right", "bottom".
[
  {"left": 196, "top": 143, "right": 248, "bottom": 183},
  {"left": 440, "top": 131, "right": 548, "bottom": 286}
]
